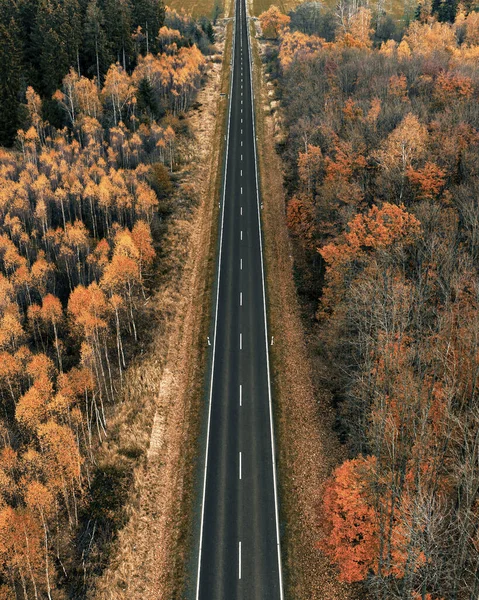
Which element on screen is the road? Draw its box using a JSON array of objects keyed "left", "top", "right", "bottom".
[{"left": 195, "top": 0, "right": 283, "bottom": 597}]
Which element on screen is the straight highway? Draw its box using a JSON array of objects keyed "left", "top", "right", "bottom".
[{"left": 195, "top": 0, "right": 283, "bottom": 596}]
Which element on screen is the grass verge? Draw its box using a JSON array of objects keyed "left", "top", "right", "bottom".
[{"left": 248, "top": 10, "right": 361, "bottom": 600}]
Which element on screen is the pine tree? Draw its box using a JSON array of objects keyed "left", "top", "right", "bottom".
[
  {"left": 0, "top": 20, "right": 24, "bottom": 146},
  {"left": 432, "top": 0, "right": 458, "bottom": 22},
  {"left": 84, "top": 0, "right": 111, "bottom": 85},
  {"left": 131, "top": 0, "right": 165, "bottom": 54}
]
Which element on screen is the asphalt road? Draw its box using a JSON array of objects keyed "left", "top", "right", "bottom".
[{"left": 195, "top": 0, "right": 283, "bottom": 597}]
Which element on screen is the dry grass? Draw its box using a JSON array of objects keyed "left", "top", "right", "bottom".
[
  {"left": 248, "top": 8, "right": 362, "bottom": 600},
  {"left": 252, "top": 0, "right": 411, "bottom": 20},
  {"left": 252, "top": 0, "right": 299, "bottom": 17},
  {"left": 90, "top": 17, "right": 233, "bottom": 600},
  {"left": 167, "top": 0, "right": 221, "bottom": 18}
]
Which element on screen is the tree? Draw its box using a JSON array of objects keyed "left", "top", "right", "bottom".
[
  {"left": 102, "top": 63, "right": 136, "bottom": 126},
  {"left": 320, "top": 456, "right": 379, "bottom": 583},
  {"left": 84, "top": 0, "right": 111, "bottom": 85},
  {"left": 0, "top": 20, "right": 23, "bottom": 146},
  {"left": 259, "top": 6, "right": 291, "bottom": 39},
  {"left": 319, "top": 203, "right": 421, "bottom": 314},
  {"left": 131, "top": 0, "right": 165, "bottom": 54},
  {"left": 39, "top": 295, "right": 63, "bottom": 372}
]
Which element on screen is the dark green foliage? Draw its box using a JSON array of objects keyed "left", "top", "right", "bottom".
[
  {"left": 374, "top": 14, "right": 402, "bottom": 44},
  {"left": 432, "top": 0, "right": 458, "bottom": 22},
  {"left": 33, "top": 0, "right": 82, "bottom": 95},
  {"left": 0, "top": 20, "right": 24, "bottom": 145},
  {"left": 103, "top": 0, "right": 134, "bottom": 69},
  {"left": 84, "top": 0, "right": 112, "bottom": 83},
  {"left": 289, "top": 2, "right": 337, "bottom": 41},
  {"left": 205, "top": 19, "right": 215, "bottom": 43},
  {"left": 131, "top": 0, "right": 165, "bottom": 54},
  {"left": 137, "top": 76, "right": 161, "bottom": 120}
]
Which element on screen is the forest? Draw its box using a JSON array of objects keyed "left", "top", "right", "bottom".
[
  {"left": 0, "top": 1, "right": 214, "bottom": 597},
  {"left": 259, "top": 0, "right": 479, "bottom": 598}
]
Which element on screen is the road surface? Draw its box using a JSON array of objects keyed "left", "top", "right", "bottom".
[{"left": 195, "top": 0, "right": 283, "bottom": 597}]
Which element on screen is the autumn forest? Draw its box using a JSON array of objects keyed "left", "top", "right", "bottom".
[
  {"left": 2, "top": 0, "right": 479, "bottom": 596},
  {"left": 259, "top": 0, "right": 479, "bottom": 598},
  {"left": 0, "top": 0, "right": 216, "bottom": 596}
]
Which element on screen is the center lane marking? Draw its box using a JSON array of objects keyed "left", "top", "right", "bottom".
[
  {"left": 239, "top": 384, "right": 242, "bottom": 406},
  {"left": 240, "top": 291, "right": 243, "bottom": 306},
  {"left": 239, "top": 451, "right": 242, "bottom": 479},
  {"left": 240, "top": 333, "right": 242, "bottom": 350},
  {"left": 239, "top": 542, "right": 242, "bottom": 580}
]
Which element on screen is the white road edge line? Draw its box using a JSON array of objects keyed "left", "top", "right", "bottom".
[
  {"left": 246, "top": 0, "right": 285, "bottom": 596},
  {"left": 195, "top": 1, "right": 237, "bottom": 597}
]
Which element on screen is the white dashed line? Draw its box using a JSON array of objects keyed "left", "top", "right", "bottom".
[
  {"left": 239, "top": 384, "right": 242, "bottom": 406},
  {"left": 239, "top": 542, "right": 242, "bottom": 580},
  {"left": 240, "top": 230, "right": 243, "bottom": 240},
  {"left": 240, "top": 333, "right": 242, "bottom": 350},
  {"left": 239, "top": 451, "right": 242, "bottom": 479},
  {"left": 240, "top": 258, "right": 243, "bottom": 270},
  {"left": 240, "top": 291, "right": 243, "bottom": 306}
]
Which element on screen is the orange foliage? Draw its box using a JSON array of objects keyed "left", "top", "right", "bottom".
[
  {"left": 320, "top": 456, "right": 379, "bottom": 582},
  {"left": 259, "top": 6, "right": 290, "bottom": 40},
  {"left": 407, "top": 162, "right": 446, "bottom": 200},
  {"left": 319, "top": 204, "right": 421, "bottom": 313},
  {"left": 278, "top": 31, "right": 323, "bottom": 71},
  {"left": 286, "top": 196, "right": 316, "bottom": 248}
]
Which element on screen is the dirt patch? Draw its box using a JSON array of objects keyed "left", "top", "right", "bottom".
[
  {"left": 91, "top": 23, "right": 231, "bottom": 600},
  {"left": 249, "top": 14, "right": 359, "bottom": 600}
]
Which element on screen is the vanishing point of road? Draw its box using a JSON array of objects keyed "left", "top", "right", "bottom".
[{"left": 195, "top": 0, "right": 284, "bottom": 597}]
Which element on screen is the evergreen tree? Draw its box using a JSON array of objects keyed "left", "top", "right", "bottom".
[
  {"left": 202, "top": 18, "right": 215, "bottom": 43},
  {"left": 0, "top": 20, "right": 24, "bottom": 145},
  {"left": 432, "top": 0, "right": 458, "bottom": 21},
  {"left": 33, "top": 0, "right": 78, "bottom": 94},
  {"left": 103, "top": 0, "right": 134, "bottom": 70},
  {"left": 137, "top": 76, "right": 160, "bottom": 121},
  {"left": 131, "top": 0, "right": 165, "bottom": 54},
  {"left": 84, "top": 0, "right": 111, "bottom": 84}
]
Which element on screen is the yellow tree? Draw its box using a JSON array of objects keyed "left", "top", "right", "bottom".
[{"left": 102, "top": 64, "right": 136, "bottom": 126}]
